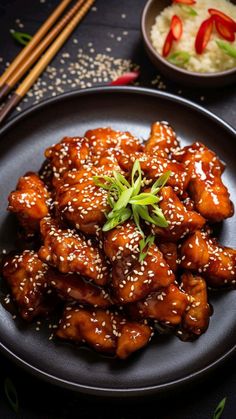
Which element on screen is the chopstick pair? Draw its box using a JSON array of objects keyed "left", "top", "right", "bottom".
[{"left": 0, "top": 0, "right": 95, "bottom": 125}]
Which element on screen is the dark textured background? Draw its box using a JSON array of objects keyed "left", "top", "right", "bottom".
[{"left": 0, "top": 1, "right": 236, "bottom": 418}]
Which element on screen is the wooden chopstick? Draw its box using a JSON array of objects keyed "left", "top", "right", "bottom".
[
  {"left": 0, "top": 0, "right": 95, "bottom": 125},
  {"left": 0, "top": 0, "right": 74, "bottom": 89},
  {"left": 0, "top": 0, "right": 86, "bottom": 100}
]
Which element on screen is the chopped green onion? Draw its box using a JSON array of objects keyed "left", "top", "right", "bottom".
[
  {"left": 132, "top": 205, "right": 144, "bottom": 237},
  {"left": 10, "top": 29, "right": 32, "bottom": 46},
  {"left": 93, "top": 175, "right": 114, "bottom": 190},
  {"left": 129, "top": 193, "right": 159, "bottom": 206},
  {"left": 168, "top": 51, "right": 191, "bottom": 67},
  {"left": 93, "top": 160, "right": 170, "bottom": 259},
  {"left": 139, "top": 235, "right": 155, "bottom": 262},
  {"left": 216, "top": 40, "right": 236, "bottom": 58},
  {"left": 4, "top": 378, "right": 19, "bottom": 413},
  {"left": 180, "top": 5, "right": 198, "bottom": 16},
  {"left": 151, "top": 170, "right": 172, "bottom": 194},
  {"left": 213, "top": 397, "right": 226, "bottom": 419},
  {"left": 113, "top": 187, "right": 134, "bottom": 211},
  {"left": 102, "top": 208, "right": 131, "bottom": 231},
  {"left": 131, "top": 159, "right": 142, "bottom": 195}
]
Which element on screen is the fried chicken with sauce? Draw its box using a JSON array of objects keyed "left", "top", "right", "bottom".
[
  {"left": 129, "top": 284, "right": 189, "bottom": 326},
  {"left": 2, "top": 250, "right": 53, "bottom": 321},
  {"left": 104, "top": 222, "right": 175, "bottom": 303},
  {"left": 45, "top": 136, "right": 90, "bottom": 184},
  {"left": 159, "top": 242, "right": 178, "bottom": 273},
  {"left": 145, "top": 121, "right": 179, "bottom": 156},
  {"left": 152, "top": 186, "right": 205, "bottom": 241},
  {"left": 8, "top": 172, "right": 49, "bottom": 235},
  {"left": 47, "top": 270, "right": 112, "bottom": 308},
  {"left": 85, "top": 127, "right": 143, "bottom": 164},
  {"left": 56, "top": 306, "right": 152, "bottom": 358},
  {"left": 180, "top": 271, "right": 211, "bottom": 336},
  {"left": 39, "top": 217, "right": 109, "bottom": 285},
  {"left": 55, "top": 169, "right": 110, "bottom": 235},
  {"left": 180, "top": 231, "right": 236, "bottom": 287},
  {"left": 173, "top": 142, "right": 234, "bottom": 222}
]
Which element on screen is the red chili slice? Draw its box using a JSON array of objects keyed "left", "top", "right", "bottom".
[
  {"left": 162, "top": 30, "right": 174, "bottom": 57},
  {"left": 215, "top": 16, "right": 235, "bottom": 42},
  {"left": 195, "top": 17, "right": 214, "bottom": 54},
  {"left": 208, "top": 8, "right": 236, "bottom": 32},
  {"left": 173, "top": 0, "right": 196, "bottom": 4},
  {"left": 109, "top": 71, "right": 140, "bottom": 86},
  {"left": 171, "top": 15, "right": 183, "bottom": 41}
]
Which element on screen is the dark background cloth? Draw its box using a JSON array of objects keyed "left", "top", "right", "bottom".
[{"left": 0, "top": 1, "right": 235, "bottom": 418}]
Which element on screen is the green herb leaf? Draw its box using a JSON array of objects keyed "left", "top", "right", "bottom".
[
  {"left": 93, "top": 175, "right": 114, "bottom": 190},
  {"left": 132, "top": 205, "right": 144, "bottom": 237},
  {"left": 152, "top": 207, "right": 169, "bottom": 227},
  {"left": 10, "top": 29, "right": 32, "bottom": 46},
  {"left": 113, "top": 171, "right": 130, "bottom": 188},
  {"left": 113, "top": 187, "right": 134, "bottom": 211},
  {"left": 180, "top": 5, "right": 198, "bottom": 16},
  {"left": 131, "top": 159, "right": 142, "bottom": 195},
  {"left": 136, "top": 205, "right": 157, "bottom": 224},
  {"left": 168, "top": 51, "right": 191, "bottom": 67},
  {"left": 216, "top": 40, "right": 236, "bottom": 59},
  {"left": 139, "top": 235, "right": 155, "bottom": 262},
  {"left": 129, "top": 193, "right": 159, "bottom": 206},
  {"left": 213, "top": 397, "right": 226, "bottom": 419},
  {"left": 151, "top": 171, "right": 172, "bottom": 194},
  {"left": 102, "top": 208, "right": 131, "bottom": 231},
  {"left": 93, "top": 160, "right": 170, "bottom": 260},
  {"left": 4, "top": 377, "right": 19, "bottom": 413}
]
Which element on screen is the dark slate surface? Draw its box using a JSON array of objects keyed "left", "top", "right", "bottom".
[{"left": 0, "top": 0, "right": 235, "bottom": 418}]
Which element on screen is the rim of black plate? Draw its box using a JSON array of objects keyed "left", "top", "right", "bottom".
[{"left": 0, "top": 86, "right": 236, "bottom": 396}]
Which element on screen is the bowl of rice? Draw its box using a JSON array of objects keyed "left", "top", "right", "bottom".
[{"left": 141, "top": 0, "right": 236, "bottom": 87}]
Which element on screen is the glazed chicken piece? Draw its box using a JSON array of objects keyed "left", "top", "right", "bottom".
[
  {"left": 116, "top": 321, "right": 152, "bottom": 359},
  {"left": 56, "top": 306, "right": 152, "bottom": 358},
  {"left": 39, "top": 217, "right": 109, "bottom": 285},
  {"left": 85, "top": 127, "right": 143, "bottom": 164},
  {"left": 2, "top": 250, "right": 53, "bottom": 321},
  {"left": 145, "top": 121, "right": 179, "bottom": 156},
  {"left": 180, "top": 230, "right": 236, "bottom": 287},
  {"left": 129, "top": 284, "right": 189, "bottom": 326},
  {"left": 8, "top": 172, "right": 49, "bottom": 235},
  {"left": 117, "top": 152, "right": 188, "bottom": 195},
  {"left": 173, "top": 142, "right": 234, "bottom": 222},
  {"left": 45, "top": 136, "right": 90, "bottom": 183},
  {"left": 104, "top": 222, "right": 175, "bottom": 303},
  {"left": 159, "top": 242, "right": 178, "bottom": 273},
  {"left": 47, "top": 270, "right": 112, "bottom": 308},
  {"left": 152, "top": 186, "right": 205, "bottom": 241},
  {"left": 180, "top": 271, "right": 211, "bottom": 337},
  {"left": 55, "top": 169, "right": 110, "bottom": 236}
]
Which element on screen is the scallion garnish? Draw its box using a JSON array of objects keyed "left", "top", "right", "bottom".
[
  {"left": 10, "top": 30, "right": 32, "bottom": 46},
  {"left": 93, "top": 160, "right": 171, "bottom": 260},
  {"left": 216, "top": 40, "right": 236, "bottom": 58},
  {"left": 168, "top": 51, "right": 191, "bottom": 66},
  {"left": 213, "top": 397, "right": 226, "bottom": 419}
]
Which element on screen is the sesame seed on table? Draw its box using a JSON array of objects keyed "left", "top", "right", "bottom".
[{"left": 0, "top": 0, "right": 236, "bottom": 418}]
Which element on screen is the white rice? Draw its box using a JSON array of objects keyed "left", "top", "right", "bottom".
[{"left": 150, "top": 0, "right": 236, "bottom": 73}]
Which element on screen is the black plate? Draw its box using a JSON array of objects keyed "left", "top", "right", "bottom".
[{"left": 0, "top": 87, "right": 236, "bottom": 397}]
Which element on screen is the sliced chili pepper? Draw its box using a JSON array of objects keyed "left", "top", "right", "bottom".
[
  {"left": 162, "top": 30, "right": 175, "bottom": 57},
  {"left": 208, "top": 8, "right": 236, "bottom": 32},
  {"left": 215, "top": 16, "right": 235, "bottom": 42},
  {"left": 173, "top": 0, "right": 196, "bottom": 5},
  {"left": 195, "top": 17, "right": 214, "bottom": 54},
  {"left": 109, "top": 71, "right": 140, "bottom": 86},
  {"left": 171, "top": 15, "right": 183, "bottom": 41}
]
